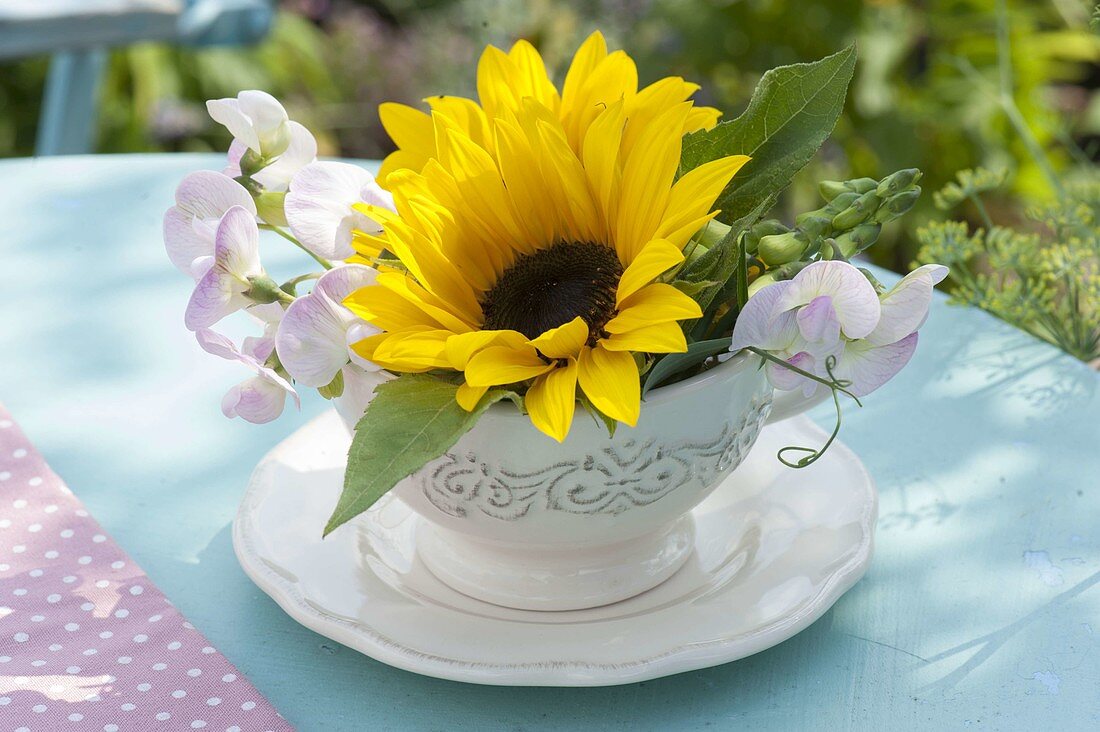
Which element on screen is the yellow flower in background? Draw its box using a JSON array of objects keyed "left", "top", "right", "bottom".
[{"left": 344, "top": 32, "right": 748, "bottom": 441}]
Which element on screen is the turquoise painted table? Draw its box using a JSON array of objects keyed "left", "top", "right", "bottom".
[{"left": 2, "top": 154, "right": 1098, "bottom": 730}]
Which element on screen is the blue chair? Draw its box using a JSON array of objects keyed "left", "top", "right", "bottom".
[{"left": 0, "top": 0, "right": 273, "bottom": 156}]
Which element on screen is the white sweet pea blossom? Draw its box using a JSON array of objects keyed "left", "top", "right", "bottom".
[
  {"left": 195, "top": 329, "right": 299, "bottom": 424},
  {"left": 275, "top": 264, "right": 382, "bottom": 387},
  {"left": 731, "top": 260, "right": 947, "bottom": 397},
  {"left": 206, "top": 90, "right": 292, "bottom": 158},
  {"left": 184, "top": 205, "right": 264, "bottom": 331},
  {"left": 285, "top": 161, "right": 394, "bottom": 260},
  {"left": 224, "top": 121, "right": 317, "bottom": 193},
  {"left": 163, "top": 171, "right": 256, "bottom": 279}
]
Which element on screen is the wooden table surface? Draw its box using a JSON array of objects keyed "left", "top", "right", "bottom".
[{"left": 2, "top": 154, "right": 1098, "bottom": 731}]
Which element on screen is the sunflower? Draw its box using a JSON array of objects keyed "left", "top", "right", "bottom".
[{"left": 343, "top": 32, "right": 749, "bottom": 441}]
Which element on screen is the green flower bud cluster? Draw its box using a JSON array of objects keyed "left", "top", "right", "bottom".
[{"left": 741, "top": 169, "right": 923, "bottom": 290}]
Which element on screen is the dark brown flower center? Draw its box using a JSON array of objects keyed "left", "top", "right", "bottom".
[{"left": 481, "top": 242, "right": 622, "bottom": 341}]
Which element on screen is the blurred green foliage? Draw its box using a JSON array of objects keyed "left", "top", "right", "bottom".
[{"left": 1, "top": 0, "right": 1097, "bottom": 273}]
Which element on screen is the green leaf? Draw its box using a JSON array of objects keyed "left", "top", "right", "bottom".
[
  {"left": 679, "top": 44, "right": 857, "bottom": 226},
  {"left": 642, "top": 337, "right": 733, "bottom": 397},
  {"left": 672, "top": 278, "right": 722, "bottom": 297},
  {"left": 323, "top": 375, "right": 508, "bottom": 536}
]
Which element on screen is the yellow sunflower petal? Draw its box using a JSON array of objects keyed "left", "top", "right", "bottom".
[
  {"left": 426, "top": 95, "right": 492, "bottom": 152},
  {"left": 377, "top": 150, "right": 429, "bottom": 184},
  {"left": 600, "top": 321, "right": 688, "bottom": 353},
  {"left": 614, "top": 102, "right": 691, "bottom": 263},
  {"left": 604, "top": 283, "right": 703, "bottom": 334},
  {"left": 577, "top": 345, "right": 640, "bottom": 427},
  {"left": 366, "top": 329, "right": 453, "bottom": 372},
  {"left": 445, "top": 329, "right": 528, "bottom": 370},
  {"left": 507, "top": 40, "right": 560, "bottom": 114},
  {"left": 654, "top": 155, "right": 750, "bottom": 247},
  {"left": 379, "top": 102, "right": 434, "bottom": 156},
  {"left": 525, "top": 359, "right": 579, "bottom": 442},
  {"left": 465, "top": 345, "right": 553, "bottom": 387},
  {"left": 616, "top": 239, "right": 684, "bottom": 305},
  {"left": 456, "top": 382, "right": 489, "bottom": 412},
  {"left": 476, "top": 45, "right": 516, "bottom": 120},
  {"left": 528, "top": 316, "right": 588, "bottom": 359},
  {"left": 685, "top": 106, "right": 721, "bottom": 133}
]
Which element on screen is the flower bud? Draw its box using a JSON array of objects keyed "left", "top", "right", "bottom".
[
  {"left": 795, "top": 211, "right": 833, "bottom": 239},
  {"left": 834, "top": 223, "right": 882, "bottom": 257},
  {"left": 831, "top": 190, "right": 880, "bottom": 230},
  {"left": 873, "top": 188, "right": 921, "bottom": 223},
  {"left": 743, "top": 220, "right": 789, "bottom": 255},
  {"left": 821, "top": 190, "right": 860, "bottom": 215},
  {"left": 747, "top": 271, "right": 778, "bottom": 297},
  {"left": 818, "top": 180, "right": 849, "bottom": 201},
  {"left": 758, "top": 231, "right": 806, "bottom": 266},
  {"left": 876, "top": 168, "right": 922, "bottom": 197}
]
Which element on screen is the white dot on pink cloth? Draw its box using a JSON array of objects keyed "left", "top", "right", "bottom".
[
  {"left": 47, "top": 594, "right": 61, "bottom": 603},
  {"left": 155, "top": 712, "right": 170, "bottom": 721},
  {"left": 168, "top": 641, "right": 182, "bottom": 650},
  {"left": 173, "top": 690, "right": 186, "bottom": 699},
  {"left": 64, "top": 623, "right": 79, "bottom": 632},
  {"left": 12, "top": 499, "right": 26, "bottom": 508},
  {"left": 78, "top": 556, "right": 92, "bottom": 565},
  {"left": 137, "top": 683, "right": 151, "bottom": 692},
  {"left": 12, "top": 449, "right": 27, "bottom": 458},
  {"left": 187, "top": 668, "right": 201, "bottom": 677},
  {"left": 28, "top": 477, "right": 43, "bottom": 486},
  {"left": 114, "top": 609, "right": 129, "bottom": 618},
  {"left": 130, "top": 586, "right": 144, "bottom": 595},
  {"left": 241, "top": 701, "right": 256, "bottom": 710}
]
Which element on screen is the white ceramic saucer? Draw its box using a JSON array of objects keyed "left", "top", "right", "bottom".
[{"left": 232, "top": 411, "right": 877, "bottom": 687}]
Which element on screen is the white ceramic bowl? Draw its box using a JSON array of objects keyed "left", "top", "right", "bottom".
[{"left": 335, "top": 354, "right": 821, "bottom": 611}]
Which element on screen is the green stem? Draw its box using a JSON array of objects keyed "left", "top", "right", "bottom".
[
  {"left": 746, "top": 348, "right": 862, "bottom": 405},
  {"left": 260, "top": 224, "right": 334, "bottom": 270},
  {"left": 968, "top": 193, "right": 995, "bottom": 231}
]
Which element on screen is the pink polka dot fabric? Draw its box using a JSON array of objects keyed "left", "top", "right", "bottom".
[{"left": 0, "top": 406, "right": 292, "bottom": 731}]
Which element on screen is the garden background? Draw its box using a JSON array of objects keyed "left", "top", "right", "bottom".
[{"left": 2, "top": 0, "right": 1097, "bottom": 361}]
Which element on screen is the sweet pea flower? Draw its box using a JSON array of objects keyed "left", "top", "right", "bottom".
[
  {"left": 730, "top": 260, "right": 947, "bottom": 397},
  {"left": 284, "top": 162, "right": 394, "bottom": 260},
  {"left": 184, "top": 206, "right": 264, "bottom": 331},
  {"left": 207, "top": 90, "right": 293, "bottom": 158},
  {"left": 275, "top": 264, "right": 382, "bottom": 387},
  {"left": 163, "top": 171, "right": 256, "bottom": 279},
  {"left": 195, "top": 328, "right": 299, "bottom": 424}
]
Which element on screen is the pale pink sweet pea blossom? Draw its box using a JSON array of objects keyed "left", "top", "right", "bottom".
[
  {"left": 206, "top": 90, "right": 292, "bottom": 158},
  {"left": 284, "top": 161, "right": 394, "bottom": 260},
  {"left": 731, "top": 260, "right": 947, "bottom": 397},
  {"left": 163, "top": 171, "right": 256, "bottom": 279},
  {"left": 195, "top": 329, "right": 299, "bottom": 424},
  {"left": 275, "top": 264, "right": 382, "bottom": 387},
  {"left": 184, "top": 206, "right": 264, "bottom": 331}
]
